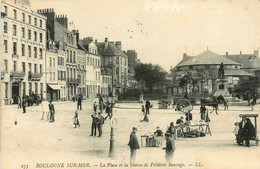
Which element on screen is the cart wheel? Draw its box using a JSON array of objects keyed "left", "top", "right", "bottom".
[{"left": 175, "top": 99, "right": 193, "bottom": 113}]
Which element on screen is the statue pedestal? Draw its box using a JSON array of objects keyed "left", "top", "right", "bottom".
[{"left": 214, "top": 78, "right": 230, "bottom": 97}]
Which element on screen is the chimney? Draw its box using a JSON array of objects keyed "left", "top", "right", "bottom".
[
  {"left": 183, "top": 53, "right": 187, "bottom": 59},
  {"left": 115, "top": 41, "right": 122, "bottom": 50},
  {"left": 240, "top": 51, "right": 242, "bottom": 55},
  {"left": 226, "top": 52, "right": 228, "bottom": 56},
  {"left": 105, "top": 38, "right": 108, "bottom": 50},
  {"left": 254, "top": 50, "right": 259, "bottom": 58}
]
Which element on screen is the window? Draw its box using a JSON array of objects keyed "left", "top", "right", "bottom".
[
  {"left": 116, "top": 57, "right": 119, "bottom": 64},
  {"left": 40, "top": 83, "right": 43, "bottom": 97},
  {"left": 23, "top": 82, "right": 26, "bottom": 96},
  {"left": 28, "top": 63, "right": 31, "bottom": 72},
  {"left": 34, "top": 47, "right": 37, "bottom": 58},
  {"left": 34, "top": 17, "right": 37, "bottom": 26},
  {"left": 49, "top": 72, "right": 52, "bottom": 81},
  {"left": 34, "top": 64, "right": 37, "bottom": 73},
  {"left": 21, "top": 27, "right": 25, "bottom": 38},
  {"left": 4, "top": 22, "right": 8, "bottom": 33},
  {"left": 58, "top": 71, "right": 61, "bottom": 80},
  {"left": 22, "top": 13, "right": 25, "bottom": 22},
  {"left": 35, "top": 83, "right": 38, "bottom": 94},
  {"left": 34, "top": 31, "right": 37, "bottom": 41},
  {"left": 40, "top": 20, "right": 42, "bottom": 28},
  {"left": 5, "top": 83, "right": 8, "bottom": 98},
  {"left": 4, "top": 40, "right": 8, "bottom": 53},
  {"left": 40, "top": 65, "right": 42, "bottom": 74},
  {"left": 4, "top": 60, "right": 8, "bottom": 71},
  {"left": 22, "top": 62, "right": 25, "bottom": 72},
  {"left": 70, "top": 51, "right": 72, "bottom": 62},
  {"left": 40, "top": 33, "right": 42, "bottom": 43},
  {"left": 29, "top": 83, "right": 32, "bottom": 95},
  {"left": 13, "top": 9, "right": 17, "bottom": 19},
  {"left": 28, "top": 15, "right": 31, "bottom": 24},
  {"left": 73, "top": 52, "right": 76, "bottom": 63},
  {"left": 53, "top": 58, "right": 55, "bottom": 67},
  {"left": 13, "top": 61, "right": 17, "bottom": 71},
  {"left": 53, "top": 72, "right": 55, "bottom": 80},
  {"left": 67, "top": 50, "right": 69, "bottom": 61},
  {"left": 39, "top": 49, "right": 43, "bottom": 59},
  {"left": 21, "top": 44, "right": 25, "bottom": 56},
  {"left": 13, "top": 42, "right": 17, "bottom": 54},
  {"left": 28, "top": 46, "right": 31, "bottom": 57},
  {"left": 28, "top": 29, "right": 31, "bottom": 40},
  {"left": 13, "top": 24, "right": 17, "bottom": 36},
  {"left": 4, "top": 6, "right": 8, "bottom": 15},
  {"left": 50, "top": 57, "right": 52, "bottom": 67}
]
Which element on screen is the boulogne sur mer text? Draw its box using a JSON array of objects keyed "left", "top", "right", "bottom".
[{"left": 36, "top": 163, "right": 91, "bottom": 168}]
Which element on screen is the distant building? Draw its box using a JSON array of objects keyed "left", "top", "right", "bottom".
[
  {"left": 97, "top": 38, "right": 128, "bottom": 95},
  {"left": 224, "top": 50, "right": 260, "bottom": 74},
  {"left": 126, "top": 50, "right": 139, "bottom": 68},
  {"left": 169, "top": 49, "right": 253, "bottom": 97},
  {"left": 1, "top": 0, "right": 47, "bottom": 105}
]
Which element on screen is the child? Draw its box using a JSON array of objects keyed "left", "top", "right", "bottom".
[
  {"left": 141, "top": 105, "right": 145, "bottom": 115},
  {"left": 233, "top": 122, "right": 239, "bottom": 143},
  {"left": 73, "top": 111, "right": 80, "bottom": 128}
]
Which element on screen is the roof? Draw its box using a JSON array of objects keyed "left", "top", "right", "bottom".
[
  {"left": 177, "top": 50, "right": 239, "bottom": 67},
  {"left": 96, "top": 42, "right": 128, "bottom": 58},
  {"left": 225, "top": 54, "right": 260, "bottom": 69},
  {"left": 224, "top": 69, "right": 254, "bottom": 77}
]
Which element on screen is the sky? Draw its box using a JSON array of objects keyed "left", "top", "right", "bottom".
[{"left": 30, "top": 0, "right": 260, "bottom": 71}]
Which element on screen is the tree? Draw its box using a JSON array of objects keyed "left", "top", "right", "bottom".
[{"left": 134, "top": 63, "right": 167, "bottom": 92}]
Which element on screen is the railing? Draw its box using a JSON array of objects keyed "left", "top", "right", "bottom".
[
  {"left": 28, "top": 72, "right": 42, "bottom": 80},
  {"left": 67, "top": 78, "right": 80, "bottom": 85},
  {"left": 10, "top": 71, "right": 25, "bottom": 77},
  {"left": 12, "top": 54, "right": 19, "bottom": 59}
]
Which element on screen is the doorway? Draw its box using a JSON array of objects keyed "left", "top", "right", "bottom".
[{"left": 12, "top": 83, "right": 19, "bottom": 104}]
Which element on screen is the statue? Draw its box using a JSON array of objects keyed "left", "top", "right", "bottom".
[{"left": 218, "top": 62, "right": 225, "bottom": 78}]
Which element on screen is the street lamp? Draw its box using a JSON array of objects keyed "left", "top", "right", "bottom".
[{"left": 108, "top": 92, "right": 115, "bottom": 158}]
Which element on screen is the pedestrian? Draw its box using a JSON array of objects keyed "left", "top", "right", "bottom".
[
  {"left": 93, "top": 101, "right": 97, "bottom": 113},
  {"left": 141, "top": 110, "right": 149, "bottom": 122},
  {"left": 163, "top": 133, "right": 175, "bottom": 162},
  {"left": 141, "top": 105, "right": 145, "bottom": 115},
  {"left": 18, "top": 96, "right": 21, "bottom": 109},
  {"left": 185, "top": 111, "right": 193, "bottom": 121},
  {"left": 22, "top": 98, "right": 26, "bottom": 113},
  {"left": 224, "top": 99, "right": 228, "bottom": 110},
  {"left": 77, "top": 94, "right": 82, "bottom": 110},
  {"left": 128, "top": 127, "right": 139, "bottom": 163},
  {"left": 49, "top": 100, "right": 55, "bottom": 123},
  {"left": 167, "top": 122, "right": 175, "bottom": 138},
  {"left": 233, "top": 122, "right": 239, "bottom": 144},
  {"left": 97, "top": 112, "right": 104, "bottom": 137},
  {"left": 251, "top": 93, "right": 257, "bottom": 111},
  {"left": 73, "top": 111, "right": 80, "bottom": 128},
  {"left": 90, "top": 112, "right": 98, "bottom": 136},
  {"left": 176, "top": 116, "right": 184, "bottom": 125},
  {"left": 243, "top": 118, "right": 255, "bottom": 147},
  {"left": 200, "top": 104, "right": 206, "bottom": 120},
  {"left": 145, "top": 100, "right": 151, "bottom": 115},
  {"left": 99, "top": 100, "right": 104, "bottom": 114}
]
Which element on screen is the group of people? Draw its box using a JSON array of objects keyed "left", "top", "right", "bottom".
[
  {"left": 128, "top": 127, "right": 176, "bottom": 163},
  {"left": 140, "top": 100, "right": 151, "bottom": 122},
  {"left": 233, "top": 118, "right": 256, "bottom": 147}
]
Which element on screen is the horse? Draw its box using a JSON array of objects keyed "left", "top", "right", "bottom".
[{"left": 200, "top": 95, "right": 225, "bottom": 115}]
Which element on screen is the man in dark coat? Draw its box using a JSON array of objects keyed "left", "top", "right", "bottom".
[
  {"left": 244, "top": 118, "right": 256, "bottom": 147},
  {"left": 22, "top": 98, "right": 26, "bottom": 113},
  {"left": 145, "top": 100, "right": 151, "bottom": 115},
  {"left": 185, "top": 111, "right": 193, "bottom": 121},
  {"left": 90, "top": 112, "right": 98, "bottom": 136},
  {"left": 176, "top": 116, "right": 184, "bottom": 125},
  {"left": 128, "top": 127, "right": 139, "bottom": 163},
  {"left": 77, "top": 94, "right": 82, "bottom": 110},
  {"left": 49, "top": 101, "right": 55, "bottom": 122},
  {"left": 163, "top": 133, "right": 175, "bottom": 162},
  {"left": 97, "top": 112, "right": 104, "bottom": 137},
  {"left": 200, "top": 105, "right": 206, "bottom": 120}
]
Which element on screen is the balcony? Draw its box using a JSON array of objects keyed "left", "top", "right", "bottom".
[
  {"left": 12, "top": 54, "right": 19, "bottom": 60},
  {"left": 67, "top": 78, "right": 80, "bottom": 85},
  {"left": 10, "top": 71, "right": 25, "bottom": 82},
  {"left": 28, "top": 72, "right": 42, "bottom": 81}
]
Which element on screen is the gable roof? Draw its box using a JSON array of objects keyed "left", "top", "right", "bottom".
[
  {"left": 96, "top": 42, "right": 128, "bottom": 58},
  {"left": 177, "top": 50, "right": 239, "bottom": 67},
  {"left": 224, "top": 54, "right": 260, "bottom": 69}
]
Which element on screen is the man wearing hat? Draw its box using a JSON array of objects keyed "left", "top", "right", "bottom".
[
  {"left": 244, "top": 118, "right": 255, "bottom": 147},
  {"left": 128, "top": 127, "right": 139, "bottom": 163},
  {"left": 48, "top": 100, "right": 55, "bottom": 123},
  {"left": 163, "top": 133, "right": 175, "bottom": 162}
]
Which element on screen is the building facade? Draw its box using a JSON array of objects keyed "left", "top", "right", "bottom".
[
  {"left": 37, "top": 8, "right": 79, "bottom": 100},
  {"left": 1, "top": 0, "right": 46, "bottom": 105},
  {"left": 97, "top": 38, "right": 128, "bottom": 95},
  {"left": 76, "top": 46, "right": 86, "bottom": 99}
]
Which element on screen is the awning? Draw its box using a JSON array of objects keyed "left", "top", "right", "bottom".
[{"left": 48, "top": 84, "right": 61, "bottom": 90}]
